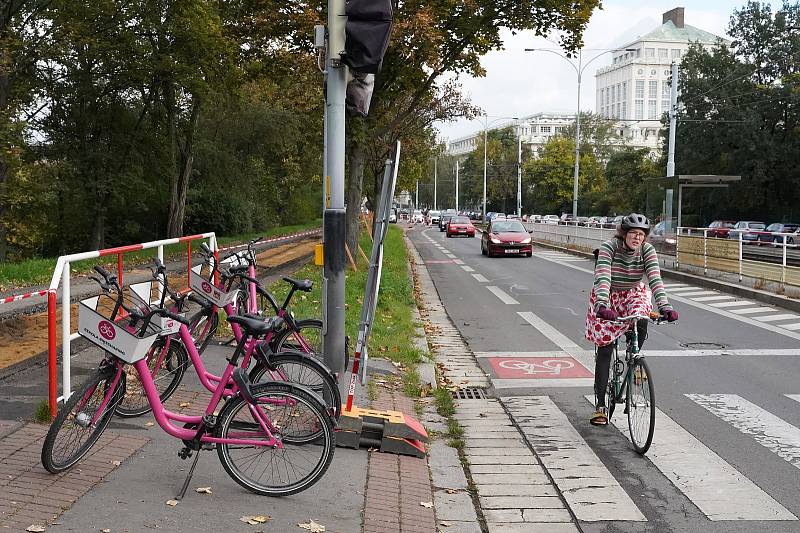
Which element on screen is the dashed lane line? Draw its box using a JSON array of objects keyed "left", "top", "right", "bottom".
[
  {"left": 461, "top": 265, "right": 476, "bottom": 273},
  {"left": 487, "top": 286, "right": 520, "bottom": 305},
  {"left": 472, "top": 273, "right": 489, "bottom": 283}
]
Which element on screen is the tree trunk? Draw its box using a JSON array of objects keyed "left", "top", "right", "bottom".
[
  {"left": 345, "top": 142, "right": 366, "bottom": 254},
  {"left": 167, "top": 96, "right": 200, "bottom": 237}
]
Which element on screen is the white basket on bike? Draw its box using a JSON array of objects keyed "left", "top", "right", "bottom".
[
  {"left": 189, "top": 264, "right": 239, "bottom": 308},
  {"left": 129, "top": 280, "right": 185, "bottom": 336},
  {"left": 78, "top": 294, "right": 161, "bottom": 363},
  {"left": 220, "top": 249, "right": 251, "bottom": 268}
]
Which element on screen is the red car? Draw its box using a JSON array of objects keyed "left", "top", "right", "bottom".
[
  {"left": 707, "top": 220, "right": 736, "bottom": 238},
  {"left": 446, "top": 216, "right": 475, "bottom": 237},
  {"left": 481, "top": 219, "right": 532, "bottom": 257}
]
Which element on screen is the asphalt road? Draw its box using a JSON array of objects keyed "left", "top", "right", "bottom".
[{"left": 408, "top": 224, "right": 800, "bottom": 533}]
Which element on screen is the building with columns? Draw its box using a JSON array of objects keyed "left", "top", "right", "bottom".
[{"left": 445, "top": 8, "right": 726, "bottom": 158}]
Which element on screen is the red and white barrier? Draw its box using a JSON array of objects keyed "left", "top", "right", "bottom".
[{"left": 0, "top": 289, "right": 50, "bottom": 305}]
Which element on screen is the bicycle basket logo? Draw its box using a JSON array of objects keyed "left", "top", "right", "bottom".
[
  {"left": 201, "top": 281, "right": 213, "bottom": 293},
  {"left": 98, "top": 320, "right": 116, "bottom": 340}
]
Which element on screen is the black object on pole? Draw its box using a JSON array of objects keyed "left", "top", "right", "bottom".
[{"left": 341, "top": 0, "right": 393, "bottom": 74}]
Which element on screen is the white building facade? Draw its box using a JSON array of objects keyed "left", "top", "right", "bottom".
[
  {"left": 595, "top": 7, "right": 726, "bottom": 151},
  {"left": 447, "top": 112, "right": 576, "bottom": 157}
]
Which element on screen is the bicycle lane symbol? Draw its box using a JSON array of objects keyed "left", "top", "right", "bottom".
[{"left": 489, "top": 356, "right": 593, "bottom": 379}]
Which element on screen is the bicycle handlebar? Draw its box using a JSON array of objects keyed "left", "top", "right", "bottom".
[{"left": 602, "top": 312, "right": 665, "bottom": 324}]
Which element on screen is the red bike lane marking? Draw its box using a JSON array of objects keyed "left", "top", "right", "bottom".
[{"left": 488, "top": 356, "right": 593, "bottom": 379}]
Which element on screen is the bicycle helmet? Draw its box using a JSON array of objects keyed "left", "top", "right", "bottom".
[{"left": 620, "top": 213, "right": 650, "bottom": 234}]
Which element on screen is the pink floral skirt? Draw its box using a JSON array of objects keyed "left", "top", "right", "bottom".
[{"left": 585, "top": 283, "right": 653, "bottom": 346}]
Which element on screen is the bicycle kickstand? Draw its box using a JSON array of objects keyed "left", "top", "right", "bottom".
[{"left": 175, "top": 447, "right": 202, "bottom": 501}]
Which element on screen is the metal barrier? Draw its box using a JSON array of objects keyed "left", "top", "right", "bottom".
[
  {"left": 47, "top": 232, "right": 217, "bottom": 416},
  {"left": 526, "top": 221, "right": 616, "bottom": 251}
]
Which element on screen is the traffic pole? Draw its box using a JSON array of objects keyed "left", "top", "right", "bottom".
[{"left": 323, "top": 0, "right": 347, "bottom": 379}]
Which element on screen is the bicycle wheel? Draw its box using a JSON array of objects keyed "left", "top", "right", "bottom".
[
  {"left": 249, "top": 352, "right": 341, "bottom": 419},
  {"left": 215, "top": 382, "right": 335, "bottom": 496},
  {"left": 42, "top": 365, "right": 125, "bottom": 473},
  {"left": 114, "top": 338, "right": 188, "bottom": 417},
  {"left": 273, "top": 319, "right": 322, "bottom": 358},
  {"left": 627, "top": 358, "right": 656, "bottom": 454},
  {"left": 189, "top": 308, "right": 219, "bottom": 354}
]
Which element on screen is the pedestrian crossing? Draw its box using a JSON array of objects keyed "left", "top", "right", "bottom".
[{"left": 479, "top": 391, "right": 800, "bottom": 524}]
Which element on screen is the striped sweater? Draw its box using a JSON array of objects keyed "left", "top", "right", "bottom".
[{"left": 592, "top": 239, "right": 672, "bottom": 312}]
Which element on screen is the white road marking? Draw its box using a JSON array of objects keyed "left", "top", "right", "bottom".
[
  {"left": 665, "top": 286, "right": 705, "bottom": 293},
  {"left": 785, "top": 394, "right": 800, "bottom": 404},
  {"left": 487, "top": 286, "right": 519, "bottom": 305},
  {"left": 688, "top": 394, "right": 800, "bottom": 472},
  {"left": 505, "top": 396, "right": 646, "bottom": 522},
  {"left": 663, "top": 283, "right": 689, "bottom": 288},
  {"left": 533, "top": 252, "right": 800, "bottom": 341},
  {"left": 453, "top": 259, "right": 464, "bottom": 265},
  {"left": 672, "top": 290, "right": 718, "bottom": 297},
  {"left": 692, "top": 295, "right": 735, "bottom": 302},
  {"left": 780, "top": 323, "right": 800, "bottom": 331},
  {"left": 582, "top": 396, "right": 796, "bottom": 521},
  {"left": 479, "top": 349, "right": 800, "bottom": 358},
  {"left": 461, "top": 265, "right": 475, "bottom": 272},
  {"left": 709, "top": 300, "right": 754, "bottom": 308},
  {"left": 729, "top": 307, "right": 779, "bottom": 315},
  {"left": 754, "top": 314, "right": 798, "bottom": 322},
  {"left": 493, "top": 378, "right": 594, "bottom": 388},
  {"left": 472, "top": 274, "right": 489, "bottom": 283},
  {"left": 516, "top": 312, "right": 595, "bottom": 371}
]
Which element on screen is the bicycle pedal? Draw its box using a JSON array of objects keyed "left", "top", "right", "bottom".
[{"left": 177, "top": 447, "right": 193, "bottom": 460}]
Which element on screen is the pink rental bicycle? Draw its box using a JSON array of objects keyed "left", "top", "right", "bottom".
[
  {"left": 41, "top": 267, "right": 335, "bottom": 497},
  {"left": 113, "top": 260, "right": 341, "bottom": 419}
]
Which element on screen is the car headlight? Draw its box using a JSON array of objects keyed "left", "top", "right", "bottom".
[
  {"left": 520, "top": 237, "right": 531, "bottom": 244},
  {"left": 490, "top": 237, "right": 501, "bottom": 244}
]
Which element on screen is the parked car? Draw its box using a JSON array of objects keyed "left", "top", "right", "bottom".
[
  {"left": 706, "top": 220, "right": 736, "bottom": 238},
  {"left": 446, "top": 216, "right": 475, "bottom": 238},
  {"left": 542, "top": 214, "right": 559, "bottom": 225},
  {"left": 411, "top": 210, "right": 425, "bottom": 224},
  {"left": 559, "top": 213, "right": 577, "bottom": 225},
  {"left": 439, "top": 214, "right": 455, "bottom": 231},
  {"left": 481, "top": 219, "right": 533, "bottom": 257},
  {"left": 428, "top": 210, "right": 441, "bottom": 225},
  {"left": 586, "top": 216, "right": 602, "bottom": 227},
  {"left": 759, "top": 222, "right": 800, "bottom": 245},
  {"left": 729, "top": 221, "right": 766, "bottom": 244}
]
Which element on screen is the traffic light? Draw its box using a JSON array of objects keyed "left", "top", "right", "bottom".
[{"left": 342, "top": 0, "right": 393, "bottom": 74}]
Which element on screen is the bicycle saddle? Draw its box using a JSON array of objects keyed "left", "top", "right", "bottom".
[
  {"left": 227, "top": 315, "right": 285, "bottom": 336},
  {"left": 283, "top": 277, "right": 313, "bottom": 292}
]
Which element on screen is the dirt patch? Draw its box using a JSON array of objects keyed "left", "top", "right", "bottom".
[{"left": 0, "top": 237, "right": 320, "bottom": 371}]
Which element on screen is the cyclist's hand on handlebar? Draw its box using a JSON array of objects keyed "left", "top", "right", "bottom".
[
  {"left": 596, "top": 306, "right": 618, "bottom": 321},
  {"left": 662, "top": 309, "right": 679, "bottom": 322}
]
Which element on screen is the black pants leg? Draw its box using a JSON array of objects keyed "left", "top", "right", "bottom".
[{"left": 594, "top": 319, "right": 648, "bottom": 408}]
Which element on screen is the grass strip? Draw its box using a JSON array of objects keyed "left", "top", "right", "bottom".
[{"left": 0, "top": 219, "right": 321, "bottom": 291}]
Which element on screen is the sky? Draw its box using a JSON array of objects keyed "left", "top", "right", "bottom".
[{"left": 435, "top": 0, "right": 782, "bottom": 142}]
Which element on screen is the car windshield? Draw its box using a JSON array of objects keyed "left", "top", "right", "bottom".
[
  {"left": 492, "top": 221, "right": 526, "bottom": 232},
  {"left": 450, "top": 217, "right": 469, "bottom": 224},
  {"left": 749, "top": 223, "right": 765, "bottom": 230}
]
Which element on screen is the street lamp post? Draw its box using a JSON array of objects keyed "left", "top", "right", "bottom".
[
  {"left": 481, "top": 114, "right": 518, "bottom": 220},
  {"left": 525, "top": 47, "right": 635, "bottom": 217}
]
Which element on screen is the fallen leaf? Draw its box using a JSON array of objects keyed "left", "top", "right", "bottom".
[
  {"left": 420, "top": 501, "right": 433, "bottom": 508},
  {"left": 110, "top": 460, "right": 121, "bottom": 466},
  {"left": 144, "top": 422, "right": 155, "bottom": 427},
  {"left": 445, "top": 489, "right": 459, "bottom": 494},
  {"left": 195, "top": 487, "right": 212, "bottom": 494},
  {"left": 165, "top": 499, "right": 179, "bottom": 507},
  {"left": 479, "top": 413, "right": 488, "bottom": 418},
  {"left": 297, "top": 520, "right": 325, "bottom": 532},
  {"left": 440, "top": 521, "right": 452, "bottom": 527},
  {"left": 241, "top": 516, "right": 271, "bottom": 525},
  {"left": 26, "top": 526, "right": 46, "bottom": 533},
  {"left": 101, "top": 529, "right": 111, "bottom": 533},
  {"left": 178, "top": 402, "right": 191, "bottom": 408}
]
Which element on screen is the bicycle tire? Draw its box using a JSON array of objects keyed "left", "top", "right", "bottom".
[
  {"left": 41, "top": 365, "right": 124, "bottom": 473},
  {"left": 273, "top": 318, "right": 322, "bottom": 356},
  {"left": 114, "top": 339, "right": 188, "bottom": 418},
  {"left": 189, "top": 308, "right": 219, "bottom": 354},
  {"left": 249, "top": 352, "right": 341, "bottom": 419},
  {"left": 215, "top": 381, "right": 335, "bottom": 496},
  {"left": 627, "top": 358, "right": 655, "bottom": 454}
]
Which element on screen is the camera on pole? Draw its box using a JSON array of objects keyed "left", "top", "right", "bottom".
[{"left": 341, "top": 0, "right": 393, "bottom": 117}]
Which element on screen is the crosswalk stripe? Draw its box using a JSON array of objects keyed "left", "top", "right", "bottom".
[
  {"left": 505, "top": 396, "right": 646, "bottom": 522},
  {"left": 582, "top": 395, "right": 795, "bottom": 521},
  {"left": 729, "top": 307, "right": 778, "bottom": 315},
  {"left": 780, "top": 323, "right": 800, "bottom": 331},
  {"left": 665, "top": 286, "right": 704, "bottom": 293},
  {"left": 688, "top": 394, "right": 800, "bottom": 472},
  {"left": 691, "top": 295, "right": 734, "bottom": 302},
  {"left": 487, "top": 286, "right": 519, "bottom": 305},
  {"left": 709, "top": 300, "right": 754, "bottom": 308},
  {"left": 673, "top": 290, "right": 718, "bottom": 297},
  {"left": 663, "top": 283, "right": 689, "bottom": 289},
  {"left": 753, "top": 314, "right": 798, "bottom": 322}
]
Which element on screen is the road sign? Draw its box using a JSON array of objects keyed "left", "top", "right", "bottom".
[{"left": 489, "top": 356, "right": 592, "bottom": 379}]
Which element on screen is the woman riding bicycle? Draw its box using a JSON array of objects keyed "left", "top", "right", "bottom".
[{"left": 586, "top": 213, "right": 678, "bottom": 426}]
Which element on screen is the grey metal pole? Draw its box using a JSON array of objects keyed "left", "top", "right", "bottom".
[
  {"left": 483, "top": 125, "right": 488, "bottom": 220},
  {"left": 572, "top": 51, "right": 582, "bottom": 218},
  {"left": 667, "top": 61, "right": 678, "bottom": 178},
  {"left": 323, "top": 0, "right": 347, "bottom": 377},
  {"left": 455, "top": 160, "right": 459, "bottom": 212},
  {"left": 517, "top": 136, "right": 522, "bottom": 217},
  {"left": 415, "top": 179, "right": 418, "bottom": 209},
  {"left": 434, "top": 157, "right": 437, "bottom": 210}
]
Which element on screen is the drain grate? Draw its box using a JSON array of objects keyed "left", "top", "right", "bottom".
[{"left": 452, "top": 387, "right": 489, "bottom": 400}]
